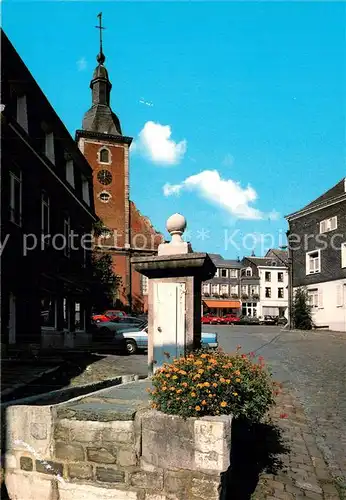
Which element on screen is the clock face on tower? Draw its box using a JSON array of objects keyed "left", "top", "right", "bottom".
[{"left": 97, "top": 169, "right": 112, "bottom": 186}]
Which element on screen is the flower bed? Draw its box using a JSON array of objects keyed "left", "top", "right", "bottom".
[{"left": 149, "top": 348, "right": 278, "bottom": 422}]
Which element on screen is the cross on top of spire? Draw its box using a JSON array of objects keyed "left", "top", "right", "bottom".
[{"left": 95, "top": 12, "right": 106, "bottom": 64}]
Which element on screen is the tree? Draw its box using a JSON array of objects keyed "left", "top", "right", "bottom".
[
  {"left": 90, "top": 220, "right": 122, "bottom": 312},
  {"left": 292, "top": 287, "right": 313, "bottom": 330}
]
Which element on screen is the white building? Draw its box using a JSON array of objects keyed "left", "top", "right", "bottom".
[{"left": 242, "top": 249, "right": 289, "bottom": 319}]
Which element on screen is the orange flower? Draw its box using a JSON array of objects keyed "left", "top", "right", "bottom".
[
  {"left": 208, "top": 393, "right": 214, "bottom": 398},
  {"left": 202, "top": 400, "right": 207, "bottom": 405},
  {"left": 165, "top": 374, "right": 171, "bottom": 378},
  {"left": 190, "top": 392, "right": 196, "bottom": 397},
  {"left": 198, "top": 369, "right": 204, "bottom": 374},
  {"left": 195, "top": 360, "right": 203, "bottom": 366},
  {"left": 225, "top": 379, "right": 231, "bottom": 384},
  {"left": 170, "top": 387, "right": 176, "bottom": 391},
  {"left": 193, "top": 374, "right": 201, "bottom": 380},
  {"left": 182, "top": 382, "right": 188, "bottom": 387},
  {"left": 219, "top": 377, "right": 225, "bottom": 383},
  {"left": 220, "top": 401, "right": 227, "bottom": 408},
  {"left": 212, "top": 383, "right": 218, "bottom": 388},
  {"left": 235, "top": 378, "right": 241, "bottom": 383},
  {"left": 176, "top": 389, "right": 183, "bottom": 394},
  {"left": 178, "top": 370, "right": 187, "bottom": 375},
  {"left": 161, "top": 386, "right": 167, "bottom": 391},
  {"left": 204, "top": 382, "right": 210, "bottom": 387},
  {"left": 195, "top": 405, "right": 201, "bottom": 411},
  {"left": 201, "top": 353, "right": 208, "bottom": 359},
  {"left": 234, "top": 370, "right": 241, "bottom": 376}
]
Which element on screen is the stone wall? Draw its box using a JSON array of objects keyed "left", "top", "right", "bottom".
[{"left": 5, "top": 403, "right": 232, "bottom": 500}]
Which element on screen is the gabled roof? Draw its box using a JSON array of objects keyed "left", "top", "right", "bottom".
[
  {"left": 286, "top": 178, "right": 346, "bottom": 220},
  {"left": 265, "top": 248, "right": 289, "bottom": 265},
  {"left": 208, "top": 254, "right": 242, "bottom": 268}
]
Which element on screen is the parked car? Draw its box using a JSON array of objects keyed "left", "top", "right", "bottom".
[
  {"left": 238, "top": 315, "right": 260, "bottom": 325},
  {"left": 259, "top": 315, "right": 277, "bottom": 325},
  {"left": 219, "top": 314, "right": 240, "bottom": 325},
  {"left": 276, "top": 316, "right": 288, "bottom": 326},
  {"left": 92, "top": 310, "right": 128, "bottom": 323},
  {"left": 94, "top": 321, "right": 218, "bottom": 354},
  {"left": 201, "top": 314, "right": 219, "bottom": 325}
]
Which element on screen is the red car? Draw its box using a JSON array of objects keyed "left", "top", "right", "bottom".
[
  {"left": 218, "top": 314, "right": 240, "bottom": 325},
  {"left": 201, "top": 314, "right": 220, "bottom": 325},
  {"left": 92, "top": 310, "right": 128, "bottom": 323}
]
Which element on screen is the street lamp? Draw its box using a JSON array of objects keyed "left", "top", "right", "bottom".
[{"left": 280, "top": 238, "right": 293, "bottom": 330}]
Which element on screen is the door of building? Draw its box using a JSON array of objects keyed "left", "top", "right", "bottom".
[
  {"left": 8, "top": 293, "right": 16, "bottom": 344},
  {"left": 152, "top": 282, "right": 186, "bottom": 371}
]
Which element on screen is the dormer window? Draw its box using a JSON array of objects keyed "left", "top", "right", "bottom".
[
  {"left": 246, "top": 268, "right": 252, "bottom": 277},
  {"left": 98, "top": 147, "right": 111, "bottom": 164}
]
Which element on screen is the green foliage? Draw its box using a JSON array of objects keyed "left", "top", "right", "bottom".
[
  {"left": 91, "top": 251, "right": 121, "bottom": 311},
  {"left": 292, "top": 287, "right": 313, "bottom": 330},
  {"left": 149, "top": 348, "right": 278, "bottom": 422}
]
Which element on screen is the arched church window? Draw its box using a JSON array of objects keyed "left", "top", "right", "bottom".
[{"left": 99, "top": 147, "right": 110, "bottom": 164}]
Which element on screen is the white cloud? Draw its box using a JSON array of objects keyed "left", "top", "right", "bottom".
[
  {"left": 163, "top": 170, "right": 280, "bottom": 221},
  {"left": 77, "top": 57, "right": 87, "bottom": 71},
  {"left": 134, "top": 121, "right": 187, "bottom": 165}
]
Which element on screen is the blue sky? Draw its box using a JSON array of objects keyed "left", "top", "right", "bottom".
[{"left": 3, "top": 1, "right": 345, "bottom": 258}]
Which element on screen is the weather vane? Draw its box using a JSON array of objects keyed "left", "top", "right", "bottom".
[{"left": 95, "top": 12, "right": 106, "bottom": 64}]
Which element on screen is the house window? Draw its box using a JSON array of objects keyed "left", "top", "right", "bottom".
[
  {"left": 82, "top": 175, "right": 90, "bottom": 206},
  {"left": 307, "top": 289, "right": 319, "bottom": 308},
  {"left": 230, "top": 269, "right": 238, "bottom": 278},
  {"left": 336, "top": 285, "right": 344, "bottom": 308},
  {"left": 212, "top": 284, "right": 219, "bottom": 295},
  {"left": 41, "top": 295, "right": 56, "bottom": 329},
  {"left": 202, "top": 284, "right": 210, "bottom": 295},
  {"left": 265, "top": 287, "right": 271, "bottom": 298},
  {"left": 278, "top": 272, "right": 284, "bottom": 282},
  {"left": 246, "top": 268, "right": 252, "bottom": 277},
  {"left": 45, "top": 132, "right": 55, "bottom": 164},
  {"left": 341, "top": 242, "right": 346, "bottom": 268},
  {"left": 99, "top": 191, "right": 111, "bottom": 203},
  {"left": 66, "top": 160, "right": 75, "bottom": 187},
  {"left": 230, "top": 285, "right": 238, "bottom": 296},
  {"left": 265, "top": 272, "right": 271, "bottom": 282},
  {"left": 306, "top": 250, "right": 321, "bottom": 274},
  {"left": 320, "top": 216, "right": 337, "bottom": 234},
  {"left": 75, "top": 302, "right": 85, "bottom": 331},
  {"left": 141, "top": 275, "right": 149, "bottom": 296},
  {"left": 41, "top": 191, "right": 50, "bottom": 245},
  {"left": 220, "top": 284, "right": 229, "bottom": 296},
  {"left": 250, "top": 285, "right": 259, "bottom": 296},
  {"left": 9, "top": 169, "right": 22, "bottom": 226},
  {"left": 16, "top": 95, "right": 28, "bottom": 132},
  {"left": 220, "top": 269, "right": 228, "bottom": 278},
  {"left": 278, "top": 288, "right": 284, "bottom": 299},
  {"left": 99, "top": 147, "right": 110, "bottom": 164},
  {"left": 241, "top": 285, "right": 248, "bottom": 296},
  {"left": 64, "top": 217, "right": 70, "bottom": 257}
]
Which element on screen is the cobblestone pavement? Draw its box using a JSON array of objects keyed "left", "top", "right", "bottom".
[
  {"left": 65, "top": 327, "right": 346, "bottom": 496},
  {"left": 253, "top": 390, "right": 342, "bottom": 500}
]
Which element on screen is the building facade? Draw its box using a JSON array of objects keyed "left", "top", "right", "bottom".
[
  {"left": 286, "top": 178, "right": 346, "bottom": 331},
  {"left": 242, "top": 249, "right": 288, "bottom": 318},
  {"left": 1, "top": 30, "right": 96, "bottom": 349},
  {"left": 202, "top": 254, "right": 242, "bottom": 316},
  {"left": 76, "top": 41, "right": 163, "bottom": 313}
]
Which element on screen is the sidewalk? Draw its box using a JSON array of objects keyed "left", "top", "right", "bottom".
[{"left": 252, "top": 391, "right": 342, "bottom": 500}]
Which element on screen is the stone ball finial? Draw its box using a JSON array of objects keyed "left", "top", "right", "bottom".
[{"left": 166, "top": 213, "right": 187, "bottom": 236}]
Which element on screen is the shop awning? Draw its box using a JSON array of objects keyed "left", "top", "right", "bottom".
[{"left": 203, "top": 300, "right": 241, "bottom": 308}]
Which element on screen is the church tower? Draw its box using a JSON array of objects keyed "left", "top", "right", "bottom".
[{"left": 76, "top": 14, "right": 162, "bottom": 311}]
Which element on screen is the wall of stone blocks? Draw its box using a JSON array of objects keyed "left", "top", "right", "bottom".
[{"left": 5, "top": 405, "right": 232, "bottom": 500}]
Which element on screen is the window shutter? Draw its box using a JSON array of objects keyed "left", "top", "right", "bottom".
[
  {"left": 318, "top": 289, "right": 323, "bottom": 308},
  {"left": 306, "top": 253, "right": 310, "bottom": 274},
  {"left": 316, "top": 252, "right": 321, "bottom": 273},
  {"left": 330, "top": 217, "right": 337, "bottom": 230}
]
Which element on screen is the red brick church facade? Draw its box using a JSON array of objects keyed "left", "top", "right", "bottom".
[{"left": 76, "top": 42, "right": 163, "bottom": 313}]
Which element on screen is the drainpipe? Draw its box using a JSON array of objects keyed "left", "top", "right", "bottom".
[{"left": 285, "top": 233, "right": 294, "bottom": 329}]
